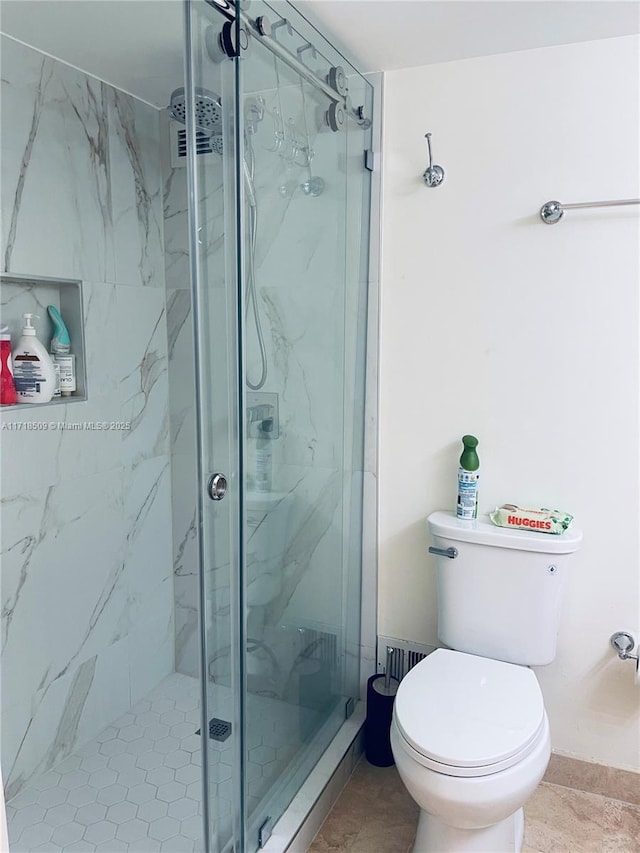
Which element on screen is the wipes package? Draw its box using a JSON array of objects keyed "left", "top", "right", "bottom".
[{"left": 490, "top": 504, "right": 573, "bottom": 534}]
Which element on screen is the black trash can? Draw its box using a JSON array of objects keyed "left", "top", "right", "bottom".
[{"left": 364, "top": 672, "right": 400, "bottom": 766}]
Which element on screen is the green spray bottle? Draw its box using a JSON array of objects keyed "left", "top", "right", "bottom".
[{"left": 457, "top": 435, "right": 479, "bottom": 520}]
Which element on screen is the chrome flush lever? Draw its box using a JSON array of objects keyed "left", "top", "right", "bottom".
[{"left": 428, "top": 546, "right": 458, "bottom": 559}]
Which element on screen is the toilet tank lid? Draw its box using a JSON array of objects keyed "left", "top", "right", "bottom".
[{"left": 427, "top": 511, "right": 582, "bottom": 554}]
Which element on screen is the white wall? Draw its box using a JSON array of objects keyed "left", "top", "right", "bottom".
[{"left": 379, "top": 35, "right": 640, "bottom": 772}]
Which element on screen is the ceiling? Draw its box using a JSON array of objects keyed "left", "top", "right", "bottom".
[
  {"left": 1, "top": 0, "right": 638, "bottom": 107},
  {"left": 301, "top": 1, "right": 640, "bottom": 72}
]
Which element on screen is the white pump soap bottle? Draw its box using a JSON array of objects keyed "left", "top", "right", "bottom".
[{"left": 12, "top": 314, "right": 57, "bottom": 403}]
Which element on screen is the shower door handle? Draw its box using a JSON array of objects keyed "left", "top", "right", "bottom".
[{"left": 207, "top": 473, "right": 228, "bottom": 501}]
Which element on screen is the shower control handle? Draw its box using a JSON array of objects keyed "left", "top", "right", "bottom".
[{"left": 208, "top": 473, "right": 228, "bottom": 501}]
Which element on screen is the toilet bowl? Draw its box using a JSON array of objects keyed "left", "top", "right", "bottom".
[{"left": 390, "top": 649, "right": 551, "bottom": 853}]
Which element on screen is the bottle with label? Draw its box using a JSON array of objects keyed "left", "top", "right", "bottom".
[
  {"left": 47, "top": 305, "right": 76, "bottom": 396},
  {"left": 0, "top": 326, "right": 17, "bottom": 405},
  {"left": 255, "top": 417, "right": 273, "bottom": 493},
  {"left": 12, "top": 314, "right": 57, "bottom": 404},
  {"left": 457, "top": 434, "right": 480, "bottom": 520}
]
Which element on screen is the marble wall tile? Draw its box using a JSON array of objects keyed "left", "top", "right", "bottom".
[
  {"left": 162, "top": 160, "right": 190, "bottom": 292},
  {"left": 1, "top": 36, "right": 174, "bottom": 797},
  {"left": 128, "top": 606, "right": 175, "bottom": 706},
  {"left": 1, "top": 37, "right": 113, "bottom": 282},
  {"left": 123, "top": 455, "right": 173, "bottom": 626},
  {"left": 1, "top": 468, "right": 127, "bottom": 796},
  {"left": 116, "top": 285, "right": 169, "bottom": 467},
  {"left": 108, "top": 88, "right": 164, "bottom": 288}
]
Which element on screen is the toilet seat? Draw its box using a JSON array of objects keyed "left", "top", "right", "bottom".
[{"left": 393, "top": 649, "right": 546, "bottom": 778}]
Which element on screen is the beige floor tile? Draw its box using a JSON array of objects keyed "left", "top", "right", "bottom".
[
  {"left": 524, "top": 782, "right": 606, "bottom": 853},
  {"left": 311, "top": 759, "right": 639, "bottom": 853},
  {"left": 309, "top": 760, "right": 418, "bottom": 852},
  {"left": 602, "top": 798, "right": 640, "bottom": 853},
  {"left": 349, "top": 821, "right": 417, "bottom": 853}
]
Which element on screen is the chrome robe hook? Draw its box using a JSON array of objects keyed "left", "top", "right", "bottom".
[{"left": 423, "top": 133, "right": 445, "bottom": 187}]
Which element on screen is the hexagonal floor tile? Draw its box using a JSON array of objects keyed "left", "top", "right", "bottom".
[
  {"left": 128, "top": 783, "right": 158, "bottom": 805},
  {"left": 146, "top": 766, "right": 175, "bottom": 788},
  {"left": 136, "top": 751, "right": 166, "bottom": 773},
  {"left": 106, "top": 801, "right": 138, "bottom": 825},
  {"left": 168, "top": 798, "right": 198, "bottom": 821},
  {"left": 50, "top": 820, "right": 85, "bottom": 846},
  {"left": 137, "top": 798, "right": 168, "bottom": 824},
  {"left": 67, "top": 786, "right": 98, "bottom": 808},
  {"left": 96, "top": 783, "right": 128, "bottom": 806},
  {"left": 83, "top": 819, "right": 117, "bottom": 844},
  {"left": 75, "top": 802, "right": 107, "bottom": 826},
  {"left": 88, "top": 769, "right": 118, "bottom": 789},
  {"left": 157, "top": 781, "right": 186, "bottom": 803},
  {"left": 14, "top": 821, "right": 53, "bottom": 848},
  {"left": 148, "top": 815, "right": 180, "bottom": 842},
  {"left": 36, "top": 787, "right": 69, "bottom": 810},
  {"left": 164, "top": 750, "right": 190, "bottom": 770},
  {"left": 115, "top": 817, "right": 151, "bottom": 843},
  {"left": 43, "top": 803, "right": 77, "bottom": 827}
]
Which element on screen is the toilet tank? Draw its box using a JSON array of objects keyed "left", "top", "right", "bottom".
[{"left": 427, "top": 511, "right": 582, "bottom": 666}]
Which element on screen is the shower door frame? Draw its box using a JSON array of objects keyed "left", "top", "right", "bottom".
[{"left": 182, "top": 2, "right": 382, "bottom": 850}]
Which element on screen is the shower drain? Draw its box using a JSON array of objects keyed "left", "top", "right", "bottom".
[{"left": 196, "top": 717, "right": 232, "bottom": 742}]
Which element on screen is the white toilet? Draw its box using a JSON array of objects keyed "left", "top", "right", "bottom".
[{"left": 390, "top": 510, "right": 582, "bottom": 853}]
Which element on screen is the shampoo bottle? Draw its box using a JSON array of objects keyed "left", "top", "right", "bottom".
[
  {"left": 0, "top": 326, "right": 17, "bottom": 405},
  {"left": 47, "top": 305, "right": 76, "bottom": 396},
  {"left": 457, "top": 434, "right": 480, "bottom": 520},
  {"left": 255, "top": 417, "right": 273, "bottom": 493},
  {"left": 12, "top": 314, "right": 57, "bottom": 404}
]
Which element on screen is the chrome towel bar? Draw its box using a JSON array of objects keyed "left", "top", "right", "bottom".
[{"left": 540, "top": 198, "right": 640, "bottom": 224}]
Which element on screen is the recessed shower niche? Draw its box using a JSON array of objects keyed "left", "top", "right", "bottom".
[{"left": 0, "top": 272, "right": 87, "bottom": 407}]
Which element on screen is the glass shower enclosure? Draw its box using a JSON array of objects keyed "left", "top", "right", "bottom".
[
  {"left": 182, "top": 2, "right": 373, "bottom": 850},
  {"left": 0, "top": 0, "right": 373, "bottom": 850}
]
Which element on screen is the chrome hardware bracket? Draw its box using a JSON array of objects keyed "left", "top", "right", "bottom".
[
  {"left": 423, "top": 132, "right": 445, "bottom": 187},
  {"left": 246, "top": 391, "right": 279, "bottom": 439},
  {"left": 258, "top": 817, "right": 273, "bottom": 848},
  {"left": 428, "top": 546, "right": 458, "bottom": 559},
  {"left": 610, "top": 631, "right": 639, "bottom": 662}
]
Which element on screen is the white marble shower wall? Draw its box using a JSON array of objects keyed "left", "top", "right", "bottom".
[{"left": 0, "top": 36, "right": 173, "bottom": 800}]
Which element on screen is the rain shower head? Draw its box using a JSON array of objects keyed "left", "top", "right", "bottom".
[
  {"left": 168, "top": 85, "right": 258, "bottom": 208},
  {"left": 168, "top": 86, "right": 222, "bottom": 135}
]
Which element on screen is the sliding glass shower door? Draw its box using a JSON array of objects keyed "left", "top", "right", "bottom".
[{"left": 184, "top": 2, "right": 373, "bottom": 850}]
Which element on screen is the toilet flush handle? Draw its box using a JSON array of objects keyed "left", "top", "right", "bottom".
[{"left": 428, "top": 546, "right": 458, "bottom": 559}]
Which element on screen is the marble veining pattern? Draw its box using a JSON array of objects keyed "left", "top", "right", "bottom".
[{"left": 1, "top": 35, "right": 172, "bottom": 800}]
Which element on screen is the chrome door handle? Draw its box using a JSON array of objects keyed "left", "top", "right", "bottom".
[
  {"left": 428, "top": 546, "right": 458, "bottom": 559},
  {"left": 207, "top": 473, "right": 228, "bottom": 501}
]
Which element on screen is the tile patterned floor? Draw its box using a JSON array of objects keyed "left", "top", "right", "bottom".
[
  {"left": 308, "top": 758, "right": 640, "bottom": 853},
  {"left": 6, "top": 671, "right": 323, "bottom": 853},
  {"left": 6, "top": 674, "right": 206, "bottom": 853}
]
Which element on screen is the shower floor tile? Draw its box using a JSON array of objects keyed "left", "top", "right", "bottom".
[
  {"left": 7, "top": 672, "right": 323, "bottom": 852},
  {"left": 6, "top": 673, "right": 206, "bottom": 853}
]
